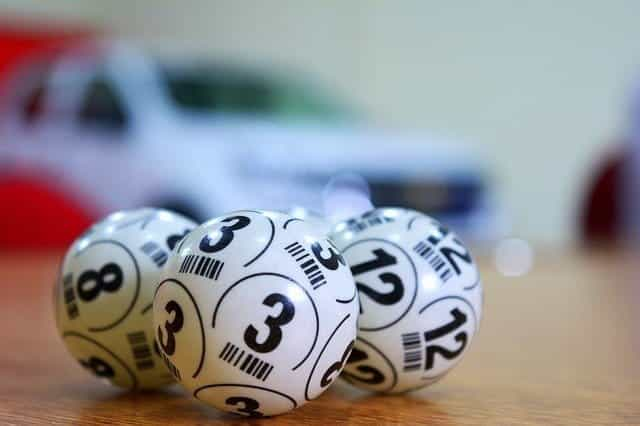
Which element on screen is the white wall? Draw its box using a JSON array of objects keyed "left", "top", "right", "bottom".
[{"left": 3, "top": 0, "right": 640, "bottom": 244}]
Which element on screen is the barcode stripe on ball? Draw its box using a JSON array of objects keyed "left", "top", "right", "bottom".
[
  {"left": 240, "top": 354, "right": 254, "bottom": 371},
  {"left": 255, "top": 362, "right": 270, "bottom": 380},
  {"left": 246, "top": 357, "right": 260, "bottom": 375},
  {"left": 62, "top": 273, "right": 79, "bottom": 320},
  {"left": 413, "top": 241, "right": 452, "bottom": 282},
  {"left": 179, "top": 254, "right": 224, "bottom": 281},
  {"left": 127, "top": 331, "right": 155, "bottom": 371},
  {"left": 343, "top": 212, "right": 394, "bottom": 234},
  {"left": 218, "top": 342, "right": 274, "bottom": 381},
  {"left": 285, "top": 241, "right": 327, "bottom": 290},
  {"left": 214, "top": 262, "right": 223, "bottom": 280},
  {"left": 140, "top": 241, "right": 169, "bottom": 267},
  {"left": 219, "top": 342, "right": 231, "bottom": 358},
  {"left": 233, "top": 350, "right": 245, "bottom": 366},
  {"left": 401, "top": 332, "right": 423, "bottom": 371}
]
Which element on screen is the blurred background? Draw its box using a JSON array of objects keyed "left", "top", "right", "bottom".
[{"left": 1, "top": 0, "right": 639, "bottom": 257}]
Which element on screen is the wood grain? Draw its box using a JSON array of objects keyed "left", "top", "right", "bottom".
[{"left": 1, "top": 249, "right": 639, "bottom": 424}]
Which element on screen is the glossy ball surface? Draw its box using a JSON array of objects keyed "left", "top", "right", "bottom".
[
  {"left": 55, "top": 208, "right": 197, "bottom": 390},
  {"left": 330, "top": 208, "right": 483, "bottom": 393},
  {"left": 153, "top": 210, "right": 358, "bottom": 416}
]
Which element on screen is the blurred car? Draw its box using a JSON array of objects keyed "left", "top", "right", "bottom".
[{"left": 0, "top": 40, "right": 500, "bottom": 244}]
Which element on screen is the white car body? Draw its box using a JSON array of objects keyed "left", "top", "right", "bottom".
[{"left": 0, "top": 41, "right": 499, "bottom": 241}]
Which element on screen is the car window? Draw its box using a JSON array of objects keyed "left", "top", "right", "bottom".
[
  {"left": 77, "top": 76, "right": 128, "bottom": 132},
  {"left": 162, "top": 65, "right": 350, "bottom": 121},
  {"left": 165, "top": 70, "right": 273, "bottom": 113}
]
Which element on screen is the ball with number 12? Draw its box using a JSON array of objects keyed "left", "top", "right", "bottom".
[{"left": 330, "top": 207, "right": 483, "bottom": 393}]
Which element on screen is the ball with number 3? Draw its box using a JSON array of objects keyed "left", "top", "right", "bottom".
[
  {"left": 54, "top": 208, "right": 197, "bottom": 390},
  {"left": 153, "top": 210, "right": 359, "bottom": 417},
  {"left": 330, "top": 208, "right": 483, "bottom": 393}
]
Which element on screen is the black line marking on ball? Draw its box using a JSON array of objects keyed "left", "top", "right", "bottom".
[
  {"left": 304, "top": 313, "right": 352, "bottom": 401},
  {"left": 62, "top": 331, "right": 138, "bottom": 391},
  {"left": 341, "top": 237, "right": 418, "bottom": 332},
  {"left": 154, "top": 278, "right": 206, "bottom": 378},
  {"left": 226, "top": 209, "right": 263, "bottom": 215},
  {"left": 211, "top": 272, "right": 319, "bottom": 371},
  {"left": 219, "top": 341, "right": 275, "bottom": 381},
  {"left": 283, "top": 218, "right": 303, "bottom": 229},
  {"left": 243, "top": 215, "right": 275, "bottom": 268},
  {"left": 464, "top": 278, "right": 480, "bottom": 291},
  {"left": 341, "top": 335, "right": 398, "bottom": 392},
  {"left": 140, "top": 212, "right": 158, "bottom": 229},
  {"left": 193, "top": 383, "right": 297, "bottom": 409},
  {"left": 159, "top": 350, "right": 182, "bottom": 380},
  {"left": 175, "top": 234, "right": 187, "bottom": 253},
  {"left": 74, "top": 239, "right": 141, "bottom": 333},
  {"left": 140, "top": 302, "right": 153, "bottom": 315},
  {"left": 335, "top": 287, "right": 357, "bottom": 304},
  {"left": 407, "top": 216, "right": 419, "bottom": 230},
  {"left": 406, "top": 213, "right": 439, "bottom": 231},
  {"left": 113, "top": 212, "right": 156, "bottom": 231}
]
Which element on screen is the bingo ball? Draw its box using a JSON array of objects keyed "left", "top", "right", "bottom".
[
  {"left": 330, "top": 208, "right": 482, "bottom": 393},
  {"left": 153, "top": 210, "right": 358, "bottom": 416},
  {"left": 54, "top": 208, "right": 197, "bottom": 390}
]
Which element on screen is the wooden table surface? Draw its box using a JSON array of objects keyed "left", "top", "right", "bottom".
[{"left": 2, "top": 249, "right": 640, "bottom": 425}]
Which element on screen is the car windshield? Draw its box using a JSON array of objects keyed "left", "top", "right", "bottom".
[{"left": 161, "top": 64, "right": 352, "bottom": 122}]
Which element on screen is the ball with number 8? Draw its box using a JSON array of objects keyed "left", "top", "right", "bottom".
[
  {"left": 153, "top": 210, "right": 359, "bottom": 417},
  {"left": 329, "top": 208, "right": 483, "bottom": 393},
  {"left": 54, "top": 208, "right": 197, "bottom": 390}
]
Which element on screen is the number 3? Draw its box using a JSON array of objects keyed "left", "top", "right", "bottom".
[
  {"left": 157, "top": 300, "right": 184, "bottom": 356},
  {"left": 199, "top": 215, "right": 250, "bottom": 253},
  {"left": 244, "top": 293, "right": 295, "bottom": 353},
  {"left": 311, "top": 242, "right": 346, "bottom": 271},
  {"left": 225, "top": 396, "right": 263, "bottom": 417}
]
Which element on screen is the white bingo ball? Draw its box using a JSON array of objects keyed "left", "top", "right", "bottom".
[
  {"left": 153, "top": 210, "right": 359, "bottom": 417},
  {"left": 330, "top": 208, "right": 483, "bottom": 393},
  {"left": 55, "top": 208, "right": 197, "bottom": 390}
]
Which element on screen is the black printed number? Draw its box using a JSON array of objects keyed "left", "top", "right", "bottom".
[
  {"left": 76, "top": 263, "right": 123, "bottom": 302},
  {"left": 424, "top": 308, "right": 468, "bottom": 370},
  {"left": 167, "top": 229, "right": 191, "bottom": 251},
  {"left": 199, "top": 215, "right": 250, "bottom": 253},
  {"left": 225, "top": 397, "right": 263, "bottom": 417},
  {"left": 311, "top": 242, "right": 346, "bottom": 270},
  {"left": 321, "top": 340, "right": 354, "bottom": 387},
  {"left": 342, "top": 347, "right": 385, "bottom": 384},
  {"left": 157, "top": 301, "right": 184, "bottom": 356},
  {"left": 80, "top": 356, "right": 115, "bottom": 378},
  {"left": 428, "top": 226, "right": 473, "bottom": 275},
  {"left": 350, "top": 249, "right": 403, "bottom": 311},
  {"left": 244, "top": 293, "right": 295, "bottom": 353}
]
